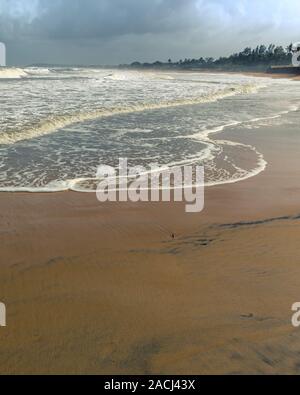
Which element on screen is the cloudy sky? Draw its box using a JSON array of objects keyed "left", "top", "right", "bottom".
[{"left": 0, "top": 0, "right": 299, "bottom": 66}]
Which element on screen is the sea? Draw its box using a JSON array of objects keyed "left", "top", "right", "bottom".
[{"left": 0, "top": 67, "right": 299, "bottom": 192}]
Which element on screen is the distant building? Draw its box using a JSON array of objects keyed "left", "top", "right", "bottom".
[{"left": 0, "top": 42, "right": 6, "bottom": 67}]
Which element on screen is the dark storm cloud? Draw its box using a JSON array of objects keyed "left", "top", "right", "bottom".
[
  {"left": 0, "top": 0, "right": 299, "bottom": 66},
  {"left": 0, "top": 0, "right": 202, "bottom": 40},
  {"left": 31, "top": 0, "right": 199, "bottom": 39}
]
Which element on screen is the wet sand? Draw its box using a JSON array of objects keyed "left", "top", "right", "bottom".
[
  {"left": 243, "top": 71, "right": 300, "bottom": 81},
  {"left": 1, "top": 118, "right": 300, "bottom": 374},
  {"left": 197, "top": 69, "right": 300, "bottom": 81}
]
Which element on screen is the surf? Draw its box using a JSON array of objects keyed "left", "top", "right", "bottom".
[
  {"left": 0, "top": 67, "right": 28, "bottom": 79},
  {"left": 0, "top": 82, "right": 261, "bottom": 145}
]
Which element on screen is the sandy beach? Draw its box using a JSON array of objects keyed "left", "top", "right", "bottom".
[
  {"left": 3, "top": 0, "right": 300, "bottom": 378},
  {"left": 1, "top": 106, "right": 300, "bottom": 374}
]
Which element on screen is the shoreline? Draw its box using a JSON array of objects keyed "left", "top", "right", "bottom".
[
  {"left": 192, "top": 68, "right": 300, "bottom": 81},
  {"left": 119, "top": 67, "right": 300, "bottom": 81},
  {"left": 1, "top": 117, "right": 300, "bottom": 373},
  {"left": 0, "top": 69, "right": 294, "bottom": 194},
  {"left": 1, "top": 70, "right": 300, "bottom": 374},
  {"left": 235, "top": 70, "right": 300, "bottom": 81}
]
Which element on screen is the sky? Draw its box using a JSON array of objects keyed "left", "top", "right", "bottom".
[{"left": 0, "top": 0, "right": 299, "bottom": 66}]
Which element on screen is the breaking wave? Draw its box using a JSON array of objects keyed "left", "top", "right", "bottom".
[
  {"left": 0, "top": 83, "right": 261, "bottom": 145},
  {"left": 0, "top": 67, "right": 28, "bottom": 79},
  {"left": 2, "top": 68, "right": 296, "bottom": 194},
  {"left": 24, "top": 67, "right": 52, "bottom": 75}
]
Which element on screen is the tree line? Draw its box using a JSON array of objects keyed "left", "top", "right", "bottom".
[{"left": 121, "top": 44, "right": 293, "bottom": 71}]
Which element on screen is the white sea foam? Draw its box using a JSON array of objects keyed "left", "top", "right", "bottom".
[
  {"left": 104, "top": 72, "right": 130, "bottom": 81},
  {"left": 1, "top": 68, "right": 299, "bottom": 193},
  {"left": 0, "top": 113, "right": 270, "bottom": 193},
  {"left": 0, "top": 67, "right": 28, "bottom": 79},
  {"left": 0, "top": 83, "right": 260, "bottom": 145},
  {"left": 24, "top": 67, "right": 52, "bottom": 75}
]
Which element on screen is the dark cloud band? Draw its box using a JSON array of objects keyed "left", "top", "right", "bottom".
[{"left": 0, "top": 0, "right": 298, "bottom": 66}]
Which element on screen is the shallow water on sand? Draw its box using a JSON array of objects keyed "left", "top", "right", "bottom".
[{"left": 0, "top": 67, "right": 299, "bottom": 191}]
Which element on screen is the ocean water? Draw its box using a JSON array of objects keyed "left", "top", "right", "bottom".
[{"left": 0, "top": 67, "right": 299, "bottom": 192}]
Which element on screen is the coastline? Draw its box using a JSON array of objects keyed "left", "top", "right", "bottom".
[
  {"left": 1, "top": 114, "right": 300, "bottom": 373},
  {"left": 193, "top": 68, "right": 300, "bottom": 81},
  {"left": 237, "top": 71, "right": 300, "bottom": 81},
  {"left": 3, "top": 0, "right": 300, "bottom": 377}
]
